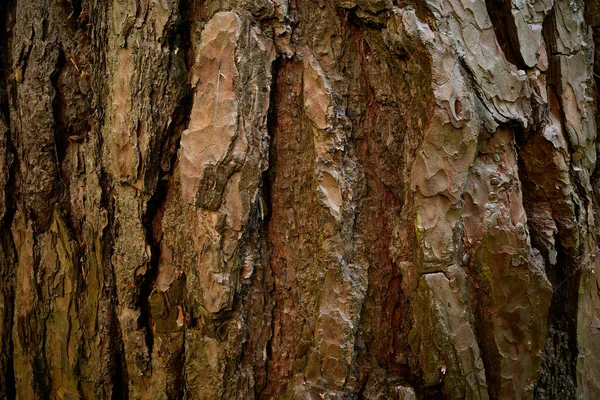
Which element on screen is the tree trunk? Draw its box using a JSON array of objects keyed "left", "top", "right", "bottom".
[{"left": 1, "top": 0, "right": 600, "bottom": 398}]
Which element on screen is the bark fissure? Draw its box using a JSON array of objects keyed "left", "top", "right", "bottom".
[
  {"left": 258, "top": 53, "right": 282, "bottom": 398},
  {"left": 484, "top": 0, "right": 528, "bottom": 70},
  {"left": 0, "top": 1, "right": 16, "bottom": 396}
]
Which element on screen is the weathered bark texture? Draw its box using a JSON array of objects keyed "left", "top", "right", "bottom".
[{"left": 2, "top": 0, "right": 600, "bottom": 398}]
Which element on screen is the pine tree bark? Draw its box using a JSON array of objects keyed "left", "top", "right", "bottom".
[{"left": 1, "top": 0, "right": 600, "bottom": 398}]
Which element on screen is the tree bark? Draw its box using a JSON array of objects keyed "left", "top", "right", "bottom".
[{"left": 1, "top": 0, "right": 600, "bottom": 398}]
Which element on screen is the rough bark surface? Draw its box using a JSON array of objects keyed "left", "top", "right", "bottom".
[{"left": 1, "top": 0, "right": 600, "bottom": 399}]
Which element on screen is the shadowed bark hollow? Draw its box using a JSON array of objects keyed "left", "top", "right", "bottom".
[{"left": 1, "top": 0, "right": 600, "bottom": 399}]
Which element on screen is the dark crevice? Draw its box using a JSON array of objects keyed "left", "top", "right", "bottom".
[
  {"left": 103, "top": 185, "right": 129, "bottom": 400},
  {"left": 50, "top": 49, "right": 67, "bottom": 178},
  {"left": 0, "top": 106, "right": 17, "bottom": 400},
  {"left": 0, "top": 0, "right": 17, "bottom": 398},
  {"left": 517, "top": 141, "right": 576, "bottom": 399},
  {"left": 484, "top": 0, "right": 528, "bottom": 70},
  {"left": 4, "top": 320, "right": 16, "bottom": 400},
  {"left": 111, "top": 335, "right": 128, "bottom": 400},
  {"left": 17, "top": 25, "right": 35, "bottom": 84},
  {"left": 511, "top": 119, "right": 532, "bottom": 150},
  {"left": 71, "top": 0, "right": 82, "bottom": 21},
  {"left": 534, "top": 244, "right": 579, "bottom": 399},
  {"left": 356, "top": 374, "right": 369, "bottom": 399},
  {"left": 137, "top": 102, "right": 190, "bottom": 364},
  {"left": 138, "top": 188, "right": 164, "bottom": 361},
  {"left": 543, "top": 7, "right": 562, "bottom": 62},
  {"left": 257, "top": 52, "right": 285, "bottom": 398},
  {"left": 51, "top": 41, "right": 91, "bottom": 247},
  {"left": 514, "top": 114, "right": 580, "bottom": 399},
  {"left": 422, "top": 383, "right": 445, "bottom": 400},
  {"left": 138, "top": 0, "right": 194, "bottom": 392},
  {"left": 222, "top": 193, "right": 271, "bottom": 398},
  {"left": 104, "top": 190, "right": 129, "bottom": 400},
  {"left": 531, "top": 10, "right": 584, "bottom": 397}
]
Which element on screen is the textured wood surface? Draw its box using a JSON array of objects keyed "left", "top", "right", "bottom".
[{"left": 1, "top": 0, "right": 600, "bottom": 398}]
